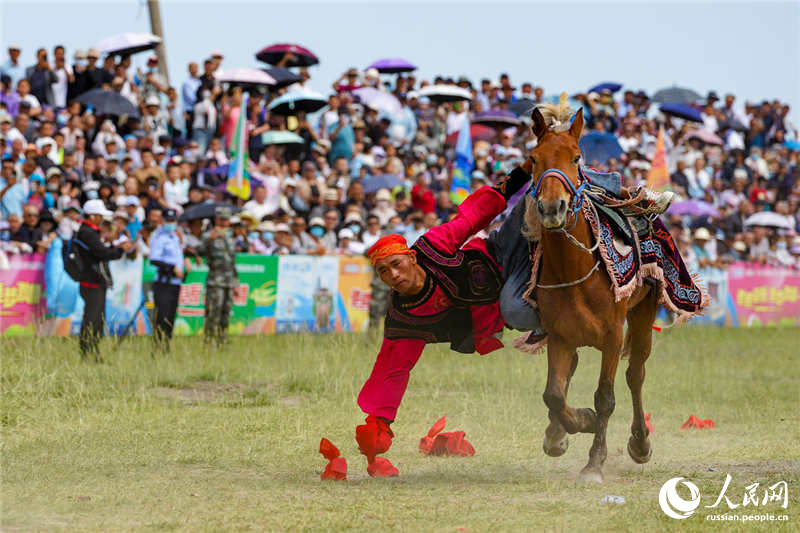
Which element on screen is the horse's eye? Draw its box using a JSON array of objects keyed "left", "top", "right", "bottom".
[{"left": 573, "top": 155, "right": 581, "bottom": 165}]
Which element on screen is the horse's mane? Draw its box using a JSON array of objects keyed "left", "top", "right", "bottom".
[{"left": 532, "top": 92, "right": 574, "bottom": 137}]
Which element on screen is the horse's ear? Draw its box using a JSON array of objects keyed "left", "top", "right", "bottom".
[
  {"left": 569, "top": 108, "right": 584, "bottom": 140},
  {"left": 531, "top": 107, "right": 547, "bottom": 138}
]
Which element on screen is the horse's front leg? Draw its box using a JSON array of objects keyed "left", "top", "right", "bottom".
[
  {"left": 579, "top": 338, "right": 622, "bottom": 483},
  {"left": 543, "top": 337, "right": 596, "bottom": 439},
  {"left": 542, "top": 350, "right": 578, "bottom": 457}
]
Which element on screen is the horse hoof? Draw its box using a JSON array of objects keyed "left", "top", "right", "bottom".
[
  {"left": 627, "top": 436, "right": 653, "bottom": 464},
  {"left": 578, "top": 466, "right": 604, "bottom": 484},
  {"left": 543, "top": 433, "right": 569, "bottom": 457}
]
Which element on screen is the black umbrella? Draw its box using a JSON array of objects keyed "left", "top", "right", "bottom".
[
  {"left": 96, "top": 32, "right": 161, "bottom": 56},
  {"left": 651, "top": 86, "right": 702, "bottom": 104},
  {"left": 264, "top": 67, "right": 303, "bottom": 89},
  {"left": 77, "top": 89, "right": 139, "bottom": 117},
  {"left": 718, "top": 117, "right": 749, "bottom": 133},
  {"left": 472, "top": 110, "right": 521, "bottom": 129},
  {"left": 509, "top": 98, "right": 537, "bottom": 117},
  {"left": 179, "top": 202, "right": 242, "bottom": 222}
]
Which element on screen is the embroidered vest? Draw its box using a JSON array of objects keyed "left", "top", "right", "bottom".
[{"left": 383, "top": 236, "right": 502, "bottom": 353}]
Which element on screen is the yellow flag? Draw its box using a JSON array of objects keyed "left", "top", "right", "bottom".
[{"left": 646, "top": 126, "right": 670, "bottom": 191}]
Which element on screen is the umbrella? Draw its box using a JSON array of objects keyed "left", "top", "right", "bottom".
[
  {"left": 96, "top": 32, "right": 161, "bottom": 56},
  {"left": 445, "top": 124, "right": 495, "bottom": 145},
  {"left": 717, "top": 117, "right": 748, "bottom": 133},
  {"left": 263, "top": 67, "right": 302, "bottom": 89},
  {"left": 76, "top": 89, "right": 139, "bottom": 117},
  {"left": 509, "top": 98, "right": 537, "bottom": 117},
  {"left": 666, "top": 200, "right": 720, "bottom": 218},
  {"left": 179, "top": 202, "right": 242, "bottom": 222},
  {"left": 652, "top": 86, "right": 702, "bottom": 104},
  {"left": 588, "top": 82, "right": 623, "bottom": 94},
  {"left": 686, "top": 129, "right": 724, "bottom": 146},
  {"left": 578, "top": 132, "right": 624, "bottom": 163},
  {"left": 784, "top": 139, "right": 800, "bottom": 151},
  {"left": 744, "top": 212, "right": 794, "bottom": 230},
  {"left": 353, "top": 87, "right": 402, "bottom": 115},
  {"left": 215, "top": 68, "right": 275, "bottom": 86},
  {"left": 268, "top": 92, "right": 327, "bottom": 115},
  {"left": 660, "top": 102, "right": 703, "bottom": 123},
  {"left": 418, "top": 84, "right": 472, "bottom": 103},
  {"left": 366, "top": 58, "right": 417, "bottom": 74},
  {"left": 261, "top": 130, "right": 305, "bottom": 146},
  {"left": 361, "top": 174, "right": 404, "bottom": 194},
  {"left": 255, "top": 43, "right": 319, "bottom": 67},
  {"left": 472, "top": 110, "right": 521, "bottom": 129}
]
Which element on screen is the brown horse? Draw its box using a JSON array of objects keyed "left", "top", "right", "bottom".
[{"left": 523, "top": 101, "right": 658, "bottom": 483}]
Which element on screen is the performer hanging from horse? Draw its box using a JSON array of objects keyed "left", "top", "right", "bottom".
[{"left": 330, "top": 94, "right": 704, "bottom": 480}]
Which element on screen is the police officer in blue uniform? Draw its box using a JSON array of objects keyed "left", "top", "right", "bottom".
[{"left": 148, "top": 208, "right": 186, "bottom": 352}]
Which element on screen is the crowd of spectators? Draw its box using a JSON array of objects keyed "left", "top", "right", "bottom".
[{"left": 1, "top": 42, "right": 799, "bottom": 272}]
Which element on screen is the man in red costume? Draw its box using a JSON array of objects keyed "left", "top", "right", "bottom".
[{"left": 354, "top": 158, "right": 539, "bottom": 477}]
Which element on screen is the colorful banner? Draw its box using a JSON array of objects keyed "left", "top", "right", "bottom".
[
  {"left": 337, "top": 257, "right": 373, "bottom": 332},
  {"left": 158, "top": 254, "right": 279, "bottom": 336},
  {"left": 727, "top": 262, "right": 800, "bottom": 327},
  {"left": 451, "top": 115, "right": 473, "bottom": 205},
  {"left": 0, "top": 253, "right": 47, "bottom": 336},
  {"left": 5, "top": 252, "right": 799, "bottom": 337},
  {"left": 646, "top": 126, "right": 669, "bottom": 191},
  {"left": 276, "top": 256, "right": 339, "bottom": 333}
]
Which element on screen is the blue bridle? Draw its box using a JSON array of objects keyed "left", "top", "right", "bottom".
[{"left": 529, "top": 167, "right": 588, "bottom": 216}]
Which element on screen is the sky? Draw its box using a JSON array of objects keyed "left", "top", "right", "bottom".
[{"left": 2, "top": 0, "right": 798, "bottom": 119}]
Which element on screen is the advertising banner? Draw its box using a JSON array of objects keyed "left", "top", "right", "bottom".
[
  {"left": 727, "top": 262, "right": 800, "bottom": 327},
  {"left": 0, "top": 253, "right": 47, "bottom": 336},
  {"left": 275, "top": 256, "right": 339, "bottom": 333}
]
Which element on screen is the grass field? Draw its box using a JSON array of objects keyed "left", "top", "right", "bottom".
[{"left": 2, "top": 327, "right": 799, "bottom": 532}]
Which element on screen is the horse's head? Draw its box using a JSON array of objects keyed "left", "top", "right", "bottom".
[{"left": 528, "top": 105, "right": 584, "bottom": 230}]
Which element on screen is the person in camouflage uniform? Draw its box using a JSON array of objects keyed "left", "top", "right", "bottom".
[
  {"left": 367, "top": 271, "right": 390, "bottom": 331},
  {"left": 195, "top": 206, "right": 238, "bottom": 346}
]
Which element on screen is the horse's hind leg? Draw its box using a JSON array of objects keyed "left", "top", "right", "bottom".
[
  {"left": 579, "top": 338, "right": 622, "bottom": 483},
  {"left": 625, "top": 290, "right": 658, "bottom": 464},
  {"left": 543, "top": 351, "right": 578, "bottom": 457}
]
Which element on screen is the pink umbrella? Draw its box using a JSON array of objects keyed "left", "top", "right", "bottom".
[
  {"left": 255, "top": 43, "right": 319, "bottom": 67},
  {"left": 215, "top": 68, "right": 276, "bottom": 86},
  {"left": 686, "top": 129, "right": 724, "bottom": 146}
]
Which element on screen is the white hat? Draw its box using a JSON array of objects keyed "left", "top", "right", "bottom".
[
  {"left": 83, "top": 199, "right": 113, "bottom": 217},
  {"left": 145, "top": 96, "right": 160, "bottom": 107},
  {"left": 87, "top": 47, "right": 101, "bottom": 58},
  {"left": 338, "top": 228, "right": 354, "bottom": 239},
  {"left": 124, "top": 195, "right": 140, "bottom": 207},
  {"left": 309, "top": 216, "right": 325, "bottom": 227},
  {"left": 375, "top": 188, "right": 392, "bottom": 201},
  {"left": 275, "top": 223, "right": 291, "bottom": 233},
  {"left": 344, "top": 212, "right": 362, "bottom": 223},
  {"left": 258, "top": 221, "right": 276, "bottom": 232},
  {"left": 365, "top": 67, "right": 379, "bottom": 78},
  {"left": 35, "top": 136, "right": 55, "bottom": 149},
  {"left": 694, "top": 227, "right": 712, "bottom": 241}
]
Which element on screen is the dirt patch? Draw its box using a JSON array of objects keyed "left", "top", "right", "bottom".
[{"left": 150, "top": 381, "right": 302, "bottom": 408}]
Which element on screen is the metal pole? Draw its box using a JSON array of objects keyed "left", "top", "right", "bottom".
[{"left": 147, "top": 0, "right": 170, "bottom": 86}]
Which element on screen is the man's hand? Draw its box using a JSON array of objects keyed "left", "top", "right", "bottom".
[
  {"left": 208, "top": 227, "right": 221, "bottom": 240},
  {"left": 173, "top": 265, "right": 184, "bottom": 278},
  {"left": 120, "top": 241, "right": 135, "bottom": 252}
]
